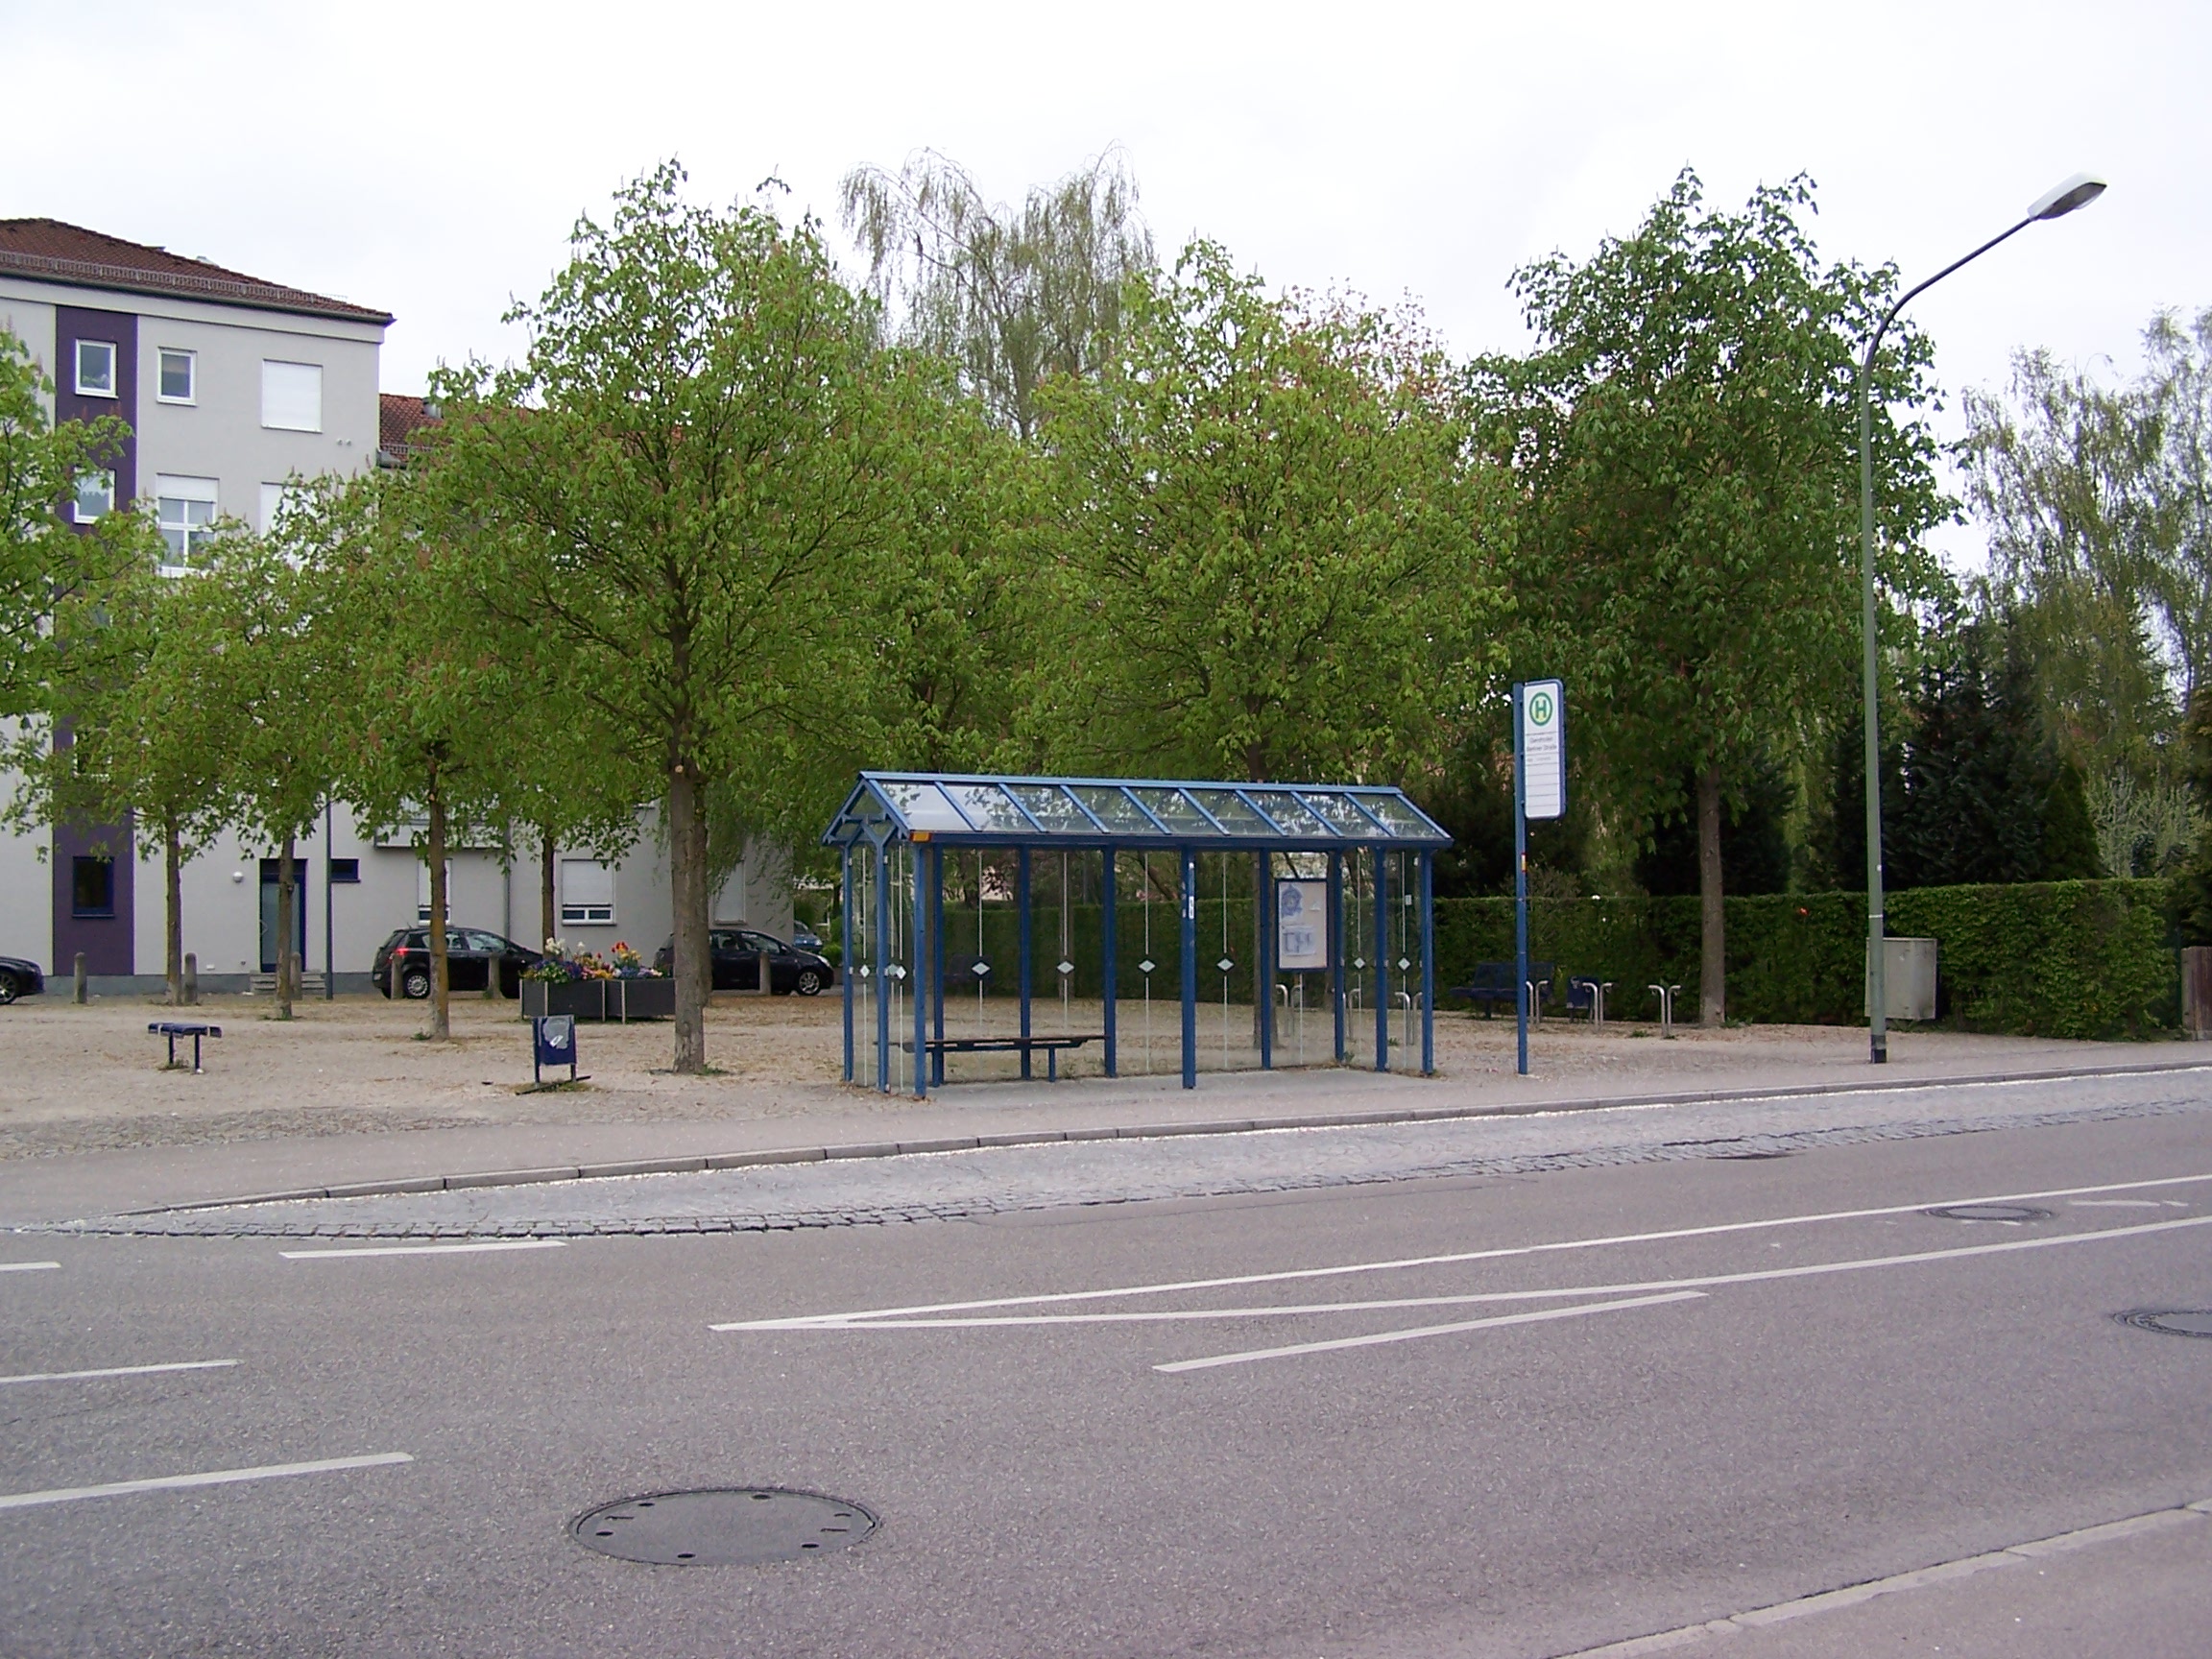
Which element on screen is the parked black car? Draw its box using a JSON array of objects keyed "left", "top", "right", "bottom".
[
  {"left": 373, "top": 929, "right": 541, "bottom": 999},
  {"left": 653, "top": 928, "right": 831, "bottom": 996},
  {"left": 0, "top": 954, "right": 45, "bottom": 1003}
]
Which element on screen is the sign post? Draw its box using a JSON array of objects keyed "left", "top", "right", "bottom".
[{"left": 1514, "top": 679, "right": 1566, "bottom": 1076}]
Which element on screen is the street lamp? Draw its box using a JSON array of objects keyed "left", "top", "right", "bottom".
[{"left": 1858, "top": 171, "right": 2105, "bottom": 1063}]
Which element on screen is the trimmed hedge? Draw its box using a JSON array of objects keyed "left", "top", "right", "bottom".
[
  {"left": 909, "top": 879, "right": 2176, "bottom": 1040},
  {"left": 1432, "top": 879, "right": 2176, "bottom": 1041}
]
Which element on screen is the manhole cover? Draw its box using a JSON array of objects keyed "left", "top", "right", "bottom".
[
  {"left": 1923, "top": 1204, "right": 2052, "bottom": 1223},
  {"left": 570, "top": 1487, "right": 877, "bottom": 1565},
  {"left": 2116, "top": 1310, "right": 2212, "bottom": 1340}
]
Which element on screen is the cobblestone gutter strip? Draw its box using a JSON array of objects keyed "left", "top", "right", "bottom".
[
  {"left": 39, "top": 1092, "right": 2211, "bottom": 1240},
  {"left": 105, "top": 1055, "right": 2212, "bottom": 1217}
]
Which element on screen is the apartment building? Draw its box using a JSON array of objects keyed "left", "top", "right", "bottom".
[{"left": 0, "top": 221, "right": 787, "bottom": 993}]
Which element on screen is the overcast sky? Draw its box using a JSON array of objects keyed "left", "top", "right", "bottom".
[{"left": 6, "top": 0, "right": 2204, "bottom": 565}]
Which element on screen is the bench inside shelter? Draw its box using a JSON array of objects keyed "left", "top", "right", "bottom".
[{"left": 902, "top": 1031, "right": 1104, "bottom": 1082}]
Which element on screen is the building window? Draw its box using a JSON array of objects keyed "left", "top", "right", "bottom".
[
  {"left": 327, "top": 857, "right": 360, "bottom": 883},
  {"left": 259, "top": 481, "right": 303, "bottom": 533},
  {"left": 260, "top": 360, "right": 322, "bottom": 432},
  {"left": 74, "top": 339, "right": 116, "bottom": 397},
  {"left": 155, "top": 475, "right": 220, "bottom": 566},
  {"left": 71, "top": 856, "right": 115, "bottom": 918},
  {"left": 560, "top": 858, "right": 615, "bottom": 926},
  {"left": 157, "top": 349, "right": 196, "bottom": 403},
  {"left": 72, "top": 470, "right": 113, "bottom": 523}
]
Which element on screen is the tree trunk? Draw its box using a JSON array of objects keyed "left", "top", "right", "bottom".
[
  {"left": 163, "top": 810, "right": 182, "bottom": 1007},
  {"left": 276, "top": 833, "right": 297, "bottom": 1020},
  {"left": 668, "top": 764, "right": 709, "bottom": 1073},
  {"left": 1697, "top": 764, "right": 1725, "bottom": 1026},
  {"left": 539, "top": 824, "right": 558, "bottom": 951},
  {"left": 427, "top": 787, "right": 451, "bottom": 1041}
]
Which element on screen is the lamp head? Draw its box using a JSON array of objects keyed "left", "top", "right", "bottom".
[{"left": 2027, "top": 172, "right": 2107, "bottom": 221}]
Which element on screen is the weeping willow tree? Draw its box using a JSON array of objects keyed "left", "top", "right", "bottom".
[{"left": 840, "top": 149, "right": 1154, "bottom": 440}]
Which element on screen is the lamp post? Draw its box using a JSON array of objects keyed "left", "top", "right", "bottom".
[{"left": 1858, "top": 171, "right": 2105, "bottom": 1063}]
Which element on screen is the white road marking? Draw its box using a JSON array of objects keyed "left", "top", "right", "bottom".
[
  {"left": 1555, "top": 1498, "right": 2212, "bottom": 1656},
  {"left": 280, "top": 1239, "right": 568, "bottom": 1260},
  {"left": 715, "top": 1172, "right": 2212, "bottom": 1331},
  {"left": 2072, "top": 1198, "right": 2167, "bottom": 1208},
  {"left": 0, "top": 1262, "right": 60, "bottom": 1274},
  {"left": 764, "top": 1214, "right": 2212, "bottom": 1334},
  {"left": 0, "top": 1452, "right": 413, "bottom": 1512},
  {"left": 0, "top": 1359, "right": 237, "bottom": 1387},
  {"left": 1154, "top": 1291, "right": 1707, "bottom": 1373}
]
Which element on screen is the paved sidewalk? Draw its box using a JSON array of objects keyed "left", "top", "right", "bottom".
[{"left": 3, "top": 1024, "right": 2204, "bottom": 1227}]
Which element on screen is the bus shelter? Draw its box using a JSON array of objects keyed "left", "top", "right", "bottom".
[{"left": 823, "top": 772, "right": 1450, "bottom": 1096}]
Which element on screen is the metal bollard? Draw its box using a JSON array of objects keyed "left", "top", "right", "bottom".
[
  {"left": 1648, "top": 982, "right": 1682, "bottom": 1038},
  {"left": 183, "top": 952, "right": 199, "bottom": 1006},
  {"left": 73, "top": 951, "right": 87, "bottom": 1004}
]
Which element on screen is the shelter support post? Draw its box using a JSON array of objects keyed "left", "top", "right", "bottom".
[
  {"left": 1102, "top": 851, "right": 1118, "bottom": 1077},
  {"left": 1258, "top": 853, "right": 1273, "bottom": 1070},
  {"left": 1018, "top": 847, "right": 1033, "bottom": 1080},
  {"left": 1420, "top": 849, "right": 1435, "bottom": 1076},
  {"left": 930, "top": 843, "right": 945, "bottom": 1087},
  {"left": 1329, "top": 851, "right": 1345, "bottom": 1062},
  {"left": 1373, "top": 848, "right": 1389, "bottom": 1071},
  {"left": 1181, "top": 848, "right": 1198, "bottom": 1090},
  {"left": 874, "top": 835, "right": 890, "bottom": 1094},
  {"left": 840, "top": 844, "right": 854, "bottom": 1083},
  {"left": 911, "top": 844, "right": 929, "bottom": 1099}
]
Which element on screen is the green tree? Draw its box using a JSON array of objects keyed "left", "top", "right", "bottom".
[
  {"left": 0, "top": 326, "right": 146, "bottom": 717},
  {"left": 1472, "top": 171, "right": 1948, "bottom": 1023},
  {"left": 842, "top": 149, "right": 1153, "bottom": 441},
  {"left": 429, "top": 164, "right": 908, "bottom": 1071},
  {"left": 1039, "top": 242, "right": 1509, "bottom": 785},
  {"left": 6, "top": 548, "right": 238, "bottom": 1004}
]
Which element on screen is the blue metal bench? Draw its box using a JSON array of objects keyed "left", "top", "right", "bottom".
[
  {"left": 1450, "top": 960, "right": 1553, "bottom": 1017},
  {"left": 149, "top": 1022, "right": 221, "bottom": 1072},
  {"left": 903, "top": 1033, "right": 1103, "bottom": 1081}
]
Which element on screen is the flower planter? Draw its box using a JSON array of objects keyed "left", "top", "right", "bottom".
[{"left": 519, "top": 976, "right": 675, "bottom": 1022}]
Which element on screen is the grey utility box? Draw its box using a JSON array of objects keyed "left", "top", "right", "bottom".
[{"left": 1865, "top": 936, "right": 1937, "bottom": 1022}]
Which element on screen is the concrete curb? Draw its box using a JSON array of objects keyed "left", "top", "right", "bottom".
[{"left": 125, "top": 1053, "right": 2212, "bottom": 1216}]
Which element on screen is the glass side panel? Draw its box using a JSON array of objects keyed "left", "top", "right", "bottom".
[
  {"left": 1244, "top": 789, "right": 1331, "bottom": 836},
  {"left": 1189, "top": 788, "right": 1274, "bottom": 834},
  {"left": 1131, "top": 787, "right": 1220, "bottom": 835},
  {"left": 874, "top": 781, "right": 974, "bottom": 833},
  {"left": 937, "top": 782, "right": 1035, "bottom": 832},
  {"left": 1296, "top": 790, "right": 1388, "bottom": 836},
  {"left": 1360, "top": 795, "right": 1441, "bottom": 837},
  {"left": 1004, "top": 783, "right": 1094, "bottom": 833},
  {"left": 1069, "top": 785, "right": 1158, "bottom": 834}
]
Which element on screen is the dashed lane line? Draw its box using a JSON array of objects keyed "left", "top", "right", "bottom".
[
  {"left": 0, "top": 1262, "right": 60, "bottom": 1273},
  {"left": 0, "top": 1453, "right": 414, "bottom": 1512},
  {"left": 279, "top": 1239, "right": 569, "bottom": 1261},
  {"left": 0, "top": 1359, "right": 237, "bottom": 1387}
]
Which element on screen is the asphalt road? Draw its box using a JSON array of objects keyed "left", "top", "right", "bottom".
[{"left": 5, "top": 1073, "right": 2211, "bottom": 1656}]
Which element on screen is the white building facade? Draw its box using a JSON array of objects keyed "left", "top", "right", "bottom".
[{"left": 0, "top": 221, "right": 787, "bottom": 994}]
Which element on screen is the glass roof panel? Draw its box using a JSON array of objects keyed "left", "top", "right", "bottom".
[
  {"left": 1360, "top": 795, "right": 1439, "bottom": 837},
  {"left": 1296, "top": 790, "right": 1388, "bottom": 837},
  {"left": 1068, "top": 785, "right": 1157, "bottom": 834},
  {"left": 874, "top": 781, "right": 973, "bottom": 834},
  {"left": 1131, "top": 787, "right": 1220, "bottom": 835},
  {"left": 937, "top": 782, "right": 1033, "bottom": 832},
  {"left": 1189, "top": 787, "right": 1274, "bottom": 835},
  {"left": 1003, "top": 783, "right": 1094, "bottom": 833},
  {"left": 1244, "top": 789, "right": 1331, "bottom": 836}
]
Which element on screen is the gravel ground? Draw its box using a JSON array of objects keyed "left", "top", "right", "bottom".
[
  {"left": 40, "top": 1069, "right": 2210, "bottom": 1238},
  {"left": 1, "top": 991, "right": 2172, "bottom": 1165}
]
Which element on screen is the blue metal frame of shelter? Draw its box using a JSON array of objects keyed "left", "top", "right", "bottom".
[{"left": 822, "top": 772, "right": 1450, "bottom": 1097}]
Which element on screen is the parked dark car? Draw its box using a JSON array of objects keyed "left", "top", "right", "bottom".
[
  {"left": 0, "top": 954, "right": 45, "bottom": 1003},
  {"left": 373, "top": 928, "right": 541, "bottom": 999},
  {"left": 790, "top": 921, "right": 825, "bottom": 952},
  {"left": 653, "top": 928, "right": 832, "bottom": 996}
]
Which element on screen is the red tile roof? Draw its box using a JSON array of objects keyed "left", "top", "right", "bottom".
[
  {"left": 378, "top": 392, "right": 441, "bottom": 460},
  {"left": 0, "top": 218, "right": 392, "bottom": 325}
]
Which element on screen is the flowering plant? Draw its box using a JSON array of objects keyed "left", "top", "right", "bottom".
[{"left": 523, "top": 938, "right": 661, "bottom": 981}]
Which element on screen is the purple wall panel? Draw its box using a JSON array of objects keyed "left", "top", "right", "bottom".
[{"left": 50, "top": 308, "right": 139, "bottom": 975}]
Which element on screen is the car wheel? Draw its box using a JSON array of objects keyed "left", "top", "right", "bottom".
[
  {"left": 794, "top": 968, "right": 826, "bottom": 998},
  {"left": 0, "top": 972, "right": 17, "bottom": 1005},
  {"left": 401, "top": 967, "right": 432, "bottom": 1000}
]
